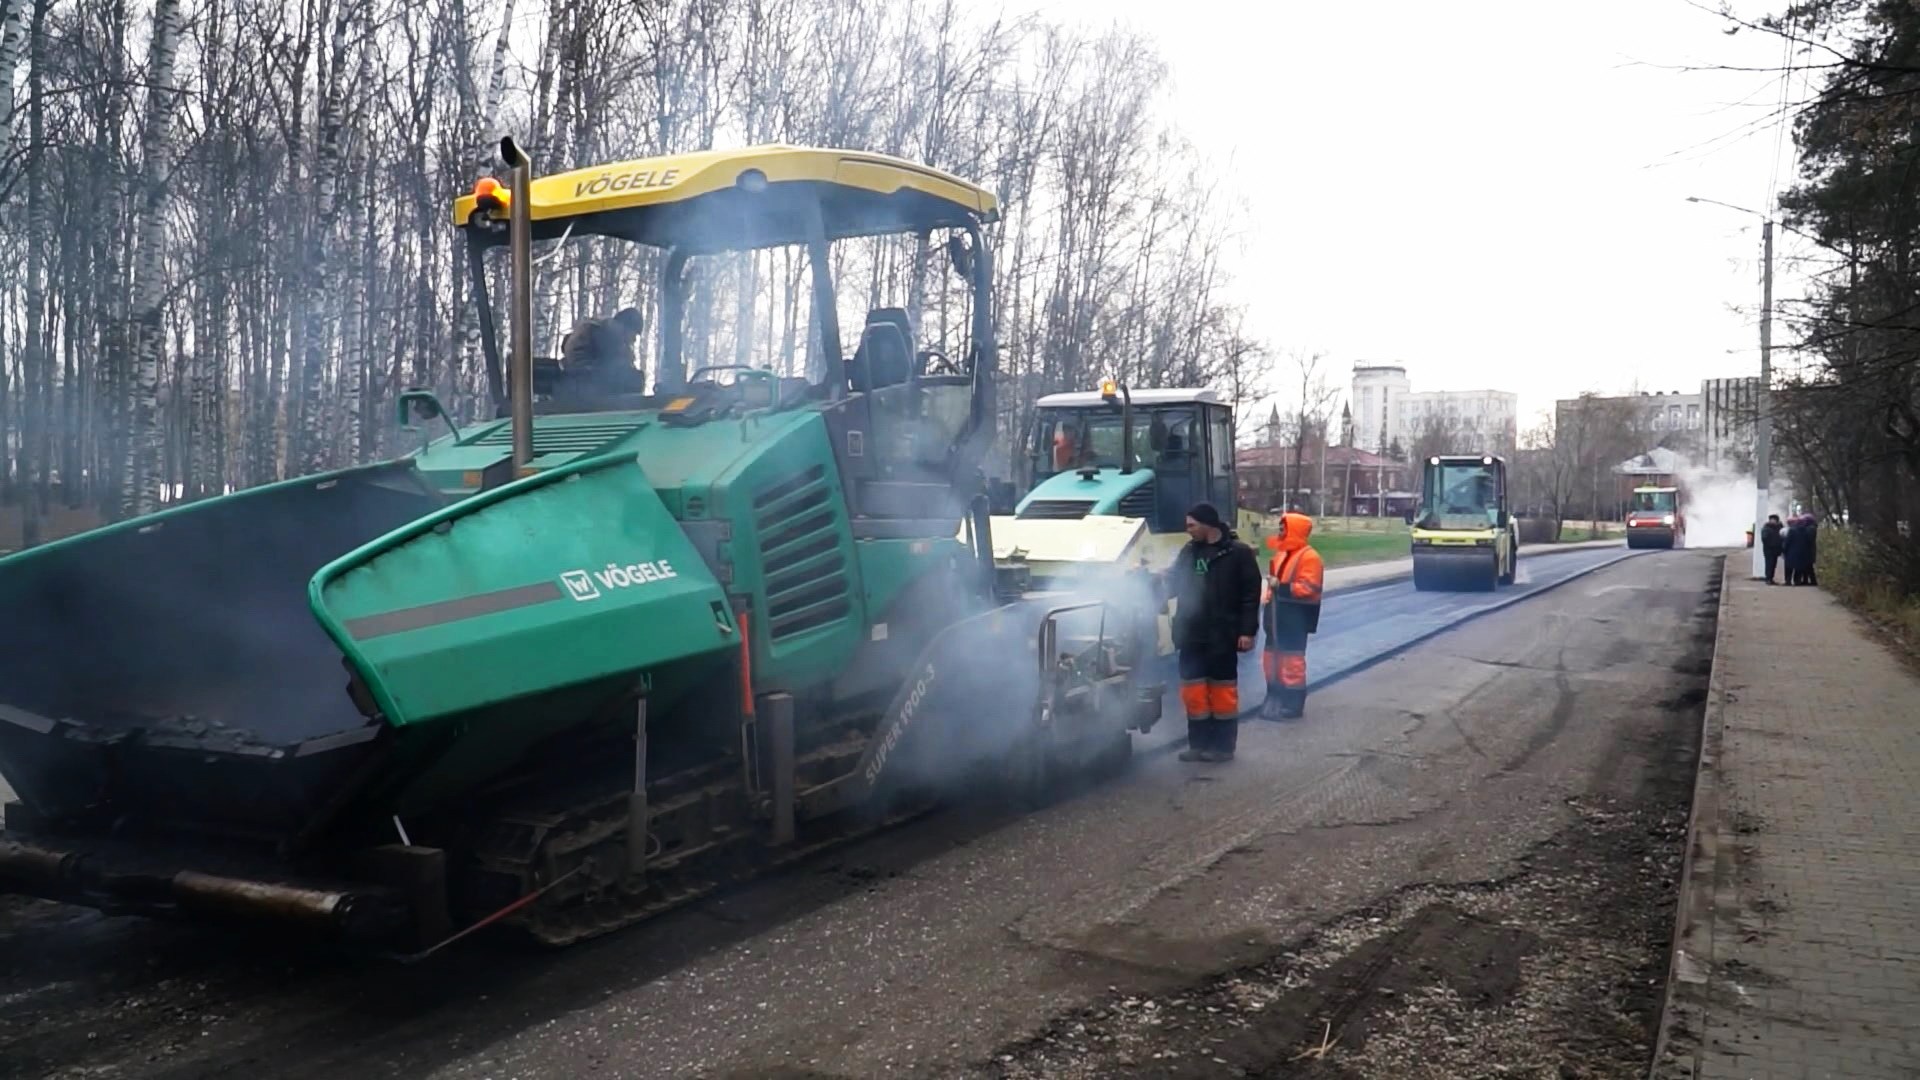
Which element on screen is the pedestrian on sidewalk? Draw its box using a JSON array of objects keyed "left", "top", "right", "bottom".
[
  {"left": 1761, "top": 514, "right": 1785, "bottom": 584},
  {"left": 1262, "top": 510, "right": 1325, "bottom": 720},
  {"left": 1801, "top": 514, "right": 1820, "bottom": 586},
  {"left": 1166, "top": 502, "right": 1262, "bottom": 763},
  {"left": 1783, "top": 514, "right": 1809, "bottom": 585}
]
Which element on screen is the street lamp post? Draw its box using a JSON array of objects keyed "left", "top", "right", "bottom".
[
  {"left": 1755, "top": 220, "right": 1773, "bottom": 580},
  {"left": 1686, "top": 196, "right": 1772, "bottom": 579}
]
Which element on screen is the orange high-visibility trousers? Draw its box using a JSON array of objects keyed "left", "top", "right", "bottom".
[
  {"left": 1264, "top": 515, "right": 1323, "bottom": 720},
  {"left": 1179, "top": 646, "right": 1241, "bottom": 755},
  {"left": 1264, "top": 598, "right": 1316, "bottom": 718}
]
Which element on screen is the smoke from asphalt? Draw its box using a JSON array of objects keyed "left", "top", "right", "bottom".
[
  {"left": 1674, "top": 452, "right": 1795, "bottom": 548},
  {"left": 870, "top": 537, "right": 1170, "bottom": 803}
]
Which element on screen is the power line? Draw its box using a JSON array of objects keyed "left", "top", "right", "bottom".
[{"left": 1766, "top": 10, "right": 1798, "bottom": 209}]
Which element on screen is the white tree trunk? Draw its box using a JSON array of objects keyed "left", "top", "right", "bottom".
[
  {"left": 339, "top": 31, "right": 373, "bottom": 462},
  {"left": 481, "top": 0, "right": 517, "bottom": 145},
  {"left": 297, "top": 0, "right": 356, "bottom": 473},
  {"left": 127, "top": 0, "right": 185, "bottom": 515},
  {"left": 0, "top": 0, "right": 26, "bottom": 135},
  {"left": 0, "top": 0, "right": 24, "bottom": 499},
  {"left": 19, "top": 0, "right": 47, "bottom": 546},
  {"left": 459, "top": 0, "right": 520, "bottom": 409}
]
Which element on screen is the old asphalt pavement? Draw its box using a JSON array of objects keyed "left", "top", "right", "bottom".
[{"left": 0, "top": 545, "right": 1715, "bottom": 1079}]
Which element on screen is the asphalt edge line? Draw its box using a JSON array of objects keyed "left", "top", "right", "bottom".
[
  {"left": 1305, "top": 549, "right": 1648, "bottom": 695},
  {"left": 1322, "top": 538, "right": 1626, "bottom": 598},
  {"left": 1140, "top": 544, "right": 1643, "bottom": 765},
  {"left": 1646, "top": 553, "right": 1734, "bottom": 1080}
]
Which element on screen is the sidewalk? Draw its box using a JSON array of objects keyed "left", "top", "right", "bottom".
[
  {"left": 1323, "top": 537, "right": 1622, "bottom": 592},
  {"left": 1654, "top": 560, "right": 1920, "bottom": 1079}
]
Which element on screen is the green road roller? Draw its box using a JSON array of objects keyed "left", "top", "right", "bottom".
[{"left": 1409, "top": 453, "right": 1519, "bottom": 592}]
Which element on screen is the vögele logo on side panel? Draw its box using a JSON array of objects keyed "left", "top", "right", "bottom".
[
  {"left": 561, "top": 570, "right": 601, "bottom": 602},
  {"left": 559, "top": 559, "right": 680, "bottom": 602}
]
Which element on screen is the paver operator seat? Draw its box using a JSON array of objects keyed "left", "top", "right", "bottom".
[{"left": 849, "top": 308, "right": 915, "bottom": 392}]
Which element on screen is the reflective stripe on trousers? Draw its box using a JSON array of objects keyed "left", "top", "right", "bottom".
[
  {"left": 1261, "top": 650, "right": 1307, "bottom": 689},
  {"left": 1180, "top": 680, "right": 1211, "bottom": 720}
]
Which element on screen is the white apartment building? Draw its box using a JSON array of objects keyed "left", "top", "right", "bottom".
[
  {"left": 1350, "top": 363, "right": 1519, "bottom": 455},
  {"left": 1351, "top": 364, "right": 1410, "bottom": 453}
]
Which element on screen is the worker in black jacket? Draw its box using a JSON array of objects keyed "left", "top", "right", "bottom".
[
  {"left": 1165, "top": 502, "right": 1263, "bottom": 763},
  {"left": 1760, "top": 514, "right": 1784, "bottom": 584}
]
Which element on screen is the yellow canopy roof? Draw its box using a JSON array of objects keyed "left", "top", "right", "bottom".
[{"left": 453, "top": 144, "right": 999, "bottom": 252}]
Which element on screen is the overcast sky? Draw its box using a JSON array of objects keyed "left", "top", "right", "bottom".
[{"left": 1007, "top": 0, "right": 1819, "bottom": 429}]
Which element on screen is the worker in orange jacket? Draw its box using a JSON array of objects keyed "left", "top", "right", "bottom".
[{"left": 1262, "top": 510, "right": 1325, "bottom": 719}]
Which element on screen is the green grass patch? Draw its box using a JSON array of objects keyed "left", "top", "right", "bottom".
[{"left": 1312, "top": 529, "right": 1416, "bottom": 568}]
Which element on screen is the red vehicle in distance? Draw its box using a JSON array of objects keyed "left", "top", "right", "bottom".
[{"left": 1625, "top": 485, "right": 1684, "bottom": 549}]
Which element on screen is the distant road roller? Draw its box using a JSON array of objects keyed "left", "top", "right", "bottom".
[
  {"left": 1624, "top": 485, "right": 1684, "bottom": 549},
  {"left": 1410, "top": 454, "right": 1519, "bottom": 591}
]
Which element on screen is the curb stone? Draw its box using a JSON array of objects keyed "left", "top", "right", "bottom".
[{"left": 1647, "top": 554, "right": 1734, "bottom": 1079}]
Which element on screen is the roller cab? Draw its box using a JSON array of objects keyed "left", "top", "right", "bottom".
[{"left": 1016, "top": 384, "right": 1236, "bottom": 543}]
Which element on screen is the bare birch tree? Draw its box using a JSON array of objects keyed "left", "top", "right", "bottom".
[
  {"left": 0, "top": 0, "right": 1281, "bottom": 547},
  {"left": 126, "top": 0, "right": 185, "bottom": 514}
]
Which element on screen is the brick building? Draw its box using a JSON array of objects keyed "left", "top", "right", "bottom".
[{"left": 1237, "top": 443, "right": 1415, "bottom": 518}]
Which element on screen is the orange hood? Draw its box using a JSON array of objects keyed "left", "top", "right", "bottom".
[{"left": 1265, "top": 511, "right": 1315, "bottom": 555}]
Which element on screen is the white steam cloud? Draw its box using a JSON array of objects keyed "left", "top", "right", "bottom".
[{"left": 1673, "top": 451, "right": 1796, "bottom": 548}]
